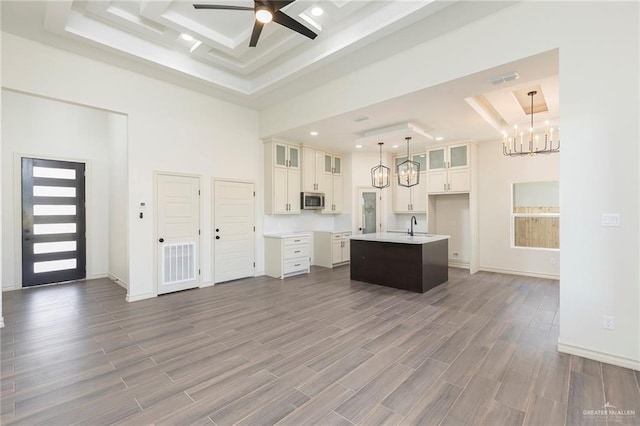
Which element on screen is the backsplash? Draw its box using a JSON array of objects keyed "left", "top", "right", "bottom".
[{"left": 263, "top": 211, "right": 352, "bottom": 234}]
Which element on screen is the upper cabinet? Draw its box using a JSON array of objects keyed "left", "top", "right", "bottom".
[
  {"left": 323, "top": 153, "right": 343, "bottom": 213},
  {"left": 301, "top": 147, "right": 325, "bottom": 193},
  {"left": 265, "top": 139, "right": 300, "bottom": 214},
  {"left": 427, "top": 143, "right": 471, "bottom": 194},
  {"left": 393, "top": 152, "right": 427, "bottom": 213}
]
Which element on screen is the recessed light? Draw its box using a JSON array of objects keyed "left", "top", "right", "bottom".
[
  {"left": 392, "top": 145, "right": 399, "bottom": 148},
  {"left": 435, "top": 136, "right": 444, "bottom": 141},
  {"left": 355, "top": 144, "right": 363, "bottom": 148},
  {"left": 180, "top": 33, "right": 194, "bottom": 42},
  {"left": 311, "top": 6, "right": 323, "bottom": 16},
  {"left": 310, "top": 131, "right": 318, "bottom": 136}
]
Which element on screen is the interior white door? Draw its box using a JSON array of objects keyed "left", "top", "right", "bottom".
[
  {"left": 357, "top": 187, "right": 381, "bottom": 234},
  {"left": 214, "top": 180, "right": 255, "bottom": 283},
  {"left": 156, "top": 174, "right": 200, "bottom": 295}
]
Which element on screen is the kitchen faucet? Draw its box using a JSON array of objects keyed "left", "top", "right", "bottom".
[{"left": 409, "top": 215, "right": 417, "bottom": 236}]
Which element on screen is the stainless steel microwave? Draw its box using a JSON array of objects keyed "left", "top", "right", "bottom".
[{"left": 301, "top": 192, "right": 325, "bottom": 210}]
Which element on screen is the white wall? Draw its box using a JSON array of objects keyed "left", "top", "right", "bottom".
[
  {"left": 1, "top": 90, "right": 114, "bottom": 289},
  {"left": 478, "top": 138, "right": 560, "bottom": 277},
  {"left": 259, "top": 3, "right": 640, "bottom": 368},
  {"left": 1, "top": 32, "right": 262, "bottom": 301},
  {"left": 108, "top": 113, "right": 129, "bottom": 286}
]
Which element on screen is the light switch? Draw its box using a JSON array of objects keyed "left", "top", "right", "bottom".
[{"left": 602, "top": 213, "right": 620, "bottom": 227}]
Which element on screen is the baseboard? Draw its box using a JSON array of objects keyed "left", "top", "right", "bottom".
[
  {"left": 2, "top": 286, "right": 17, "bottom": 292},
  {"left": 558, "top": 341, "right": 640, "bottom": 371},
  {"left": 478, "top": 266, "right": 559, "bottom": 280},
  {"left": 448, "top": 260, "right": 470, "bottom": 269},
  {"left": 200, "top": 281, "right": 215, "bottom": 288},
  {"left": 108, "top": 274, "right": 129, "bottom": 290},
  {"left": 87, "top": 273, "right": 108, "bottom": 280},
  {"left": 126, "top": 292, "right": 156, "bottom": 303}
]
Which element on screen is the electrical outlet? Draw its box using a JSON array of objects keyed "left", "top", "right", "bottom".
[
  {"left": 452, "top": 252, "right": 460, "bottom": 257},
  {"left": 602, "top": 213, "right": 620, "bottom": 227},
  {"left": 603, "top": 315, "right": 614, "bottom": 330},
  {"left": 550, "top": 257, "right": 557, "bottom": 265}
]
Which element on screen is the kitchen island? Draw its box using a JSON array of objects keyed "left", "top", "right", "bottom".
[{"left": 349, "top": 233, "right": 450, "bottom": 293}]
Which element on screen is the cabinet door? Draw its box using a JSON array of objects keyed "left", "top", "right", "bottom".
[
  {"left": 393, "top": 183, "right": 411, "bottom": 212},
  {"left": 342, "top": 237, "right": 350, "bottom": 262},
  {"left": 412, "top": 153, "right": 427, "bottom": 173},
  {"left": 412, "top": 177, "right": 427, "bottom": 212},
  {"left": 427, "top": 148, "right": 446, "bottom": 171},
  {"left": 288, "top": 146, "right": 300, "bottom": 169},
  {"left": 324, "top": 154, "right": 333, "bottom": 174},
  {"left": 333, "top": 155, "right": 342, "bottom": 175},
  {"left": 288, "top": 169, "right": 301, "bottom": 212},
  {"left": 314, "top": 150, "right": 325, "bottom": 192},
  {"left": 427, "top": 170, "right": 448, "bottom": 194},
  {"left": 274, "top": 143, "right": 288, "bottom": 168},
  {"left": 322, "top": 172, "right": 334, "bottom": 213},
  {"left": 273, "top": 167, "right": 289, "bottom": 213},
  {"left": 448, "top": 144, "right": 468, "bottom": 169},
  {"left": 331, "top": 239, "right": 343, "bottom": 264},
  {"left": 449, "top": 168, "right": 470, "bottom": 192},
  {"left": 332, "top": 175, "right": 343, "bottom": 213},
  {"left": 301, "top": 147, "right": 316, "bottom": 192}
]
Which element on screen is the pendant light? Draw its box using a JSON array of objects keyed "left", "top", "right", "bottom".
[
  {"left": 371, "top": 142, "right": 390, "bottom": 189},
  {"left": 397, "top": 137, "right": 420, "bottom": 187}
]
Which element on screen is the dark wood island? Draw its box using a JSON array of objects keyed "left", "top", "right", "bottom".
[{"left": 349, "top": 233, "right": 450, "bottom": 293}]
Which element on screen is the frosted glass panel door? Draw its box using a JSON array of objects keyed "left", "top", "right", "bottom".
[
  {"left": 21, "top": 158, "right": 86, "bottom": 287},
  {"left": 357, "top": 188, "right": 381, "bottom": 234}
]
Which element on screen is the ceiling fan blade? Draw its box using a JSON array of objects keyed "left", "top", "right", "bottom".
[
  {"left": 193, "top": 4, "right": 254, "bottom": 10},
  {"left": 270, "top": 1, "right": 295, "bottom": 12},
  {"left": 272, "top": 10, "right": 317, "bottom": 40},
  {"left": 249, "top": 21, "right": 264, "bottom": 47}
]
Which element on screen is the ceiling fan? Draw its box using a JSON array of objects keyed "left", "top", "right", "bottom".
[{"left": 193, "top": 1, "right": 318, "bottom": 47}]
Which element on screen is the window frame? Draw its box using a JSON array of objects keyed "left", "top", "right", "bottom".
[{"left": 510, "top": 180, "right": 560, "bottom": 251}]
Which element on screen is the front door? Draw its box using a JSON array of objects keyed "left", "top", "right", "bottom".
[
  {"left": 357, "top": 187, "right": 381, "bottom": 234},
  {"left": 156, "top": 173, "right": 200, "bottom": 294},
  {"left": 214, "top": 180, "right": 255, "bottom": 283},
  {"left": 21, "top": 158, "right": 86, "bottom": 286}
]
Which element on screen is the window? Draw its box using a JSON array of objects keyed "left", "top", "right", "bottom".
[{"left": 512, "top": 181, "right": 559, "bottom": 249}]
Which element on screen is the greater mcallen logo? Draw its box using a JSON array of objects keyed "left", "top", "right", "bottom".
[{"left": 583, "top": 402, "right": 636, "bottom": 418}]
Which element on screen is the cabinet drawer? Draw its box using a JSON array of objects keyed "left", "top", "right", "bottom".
[
  {"left": 284, "top": 244, "right": 310, "bottom": 259},
  {"left": 284, "top": 236, "right": 310, "bottom": 246},
  {"left": 341, "top": 232, "right": 352, "bottom": 238},
  {"left": 332, "top": 234, "right": 342, "bottom": 240},
  {"left": 284, "top": 258, "right": 310, "bottom": 274}
]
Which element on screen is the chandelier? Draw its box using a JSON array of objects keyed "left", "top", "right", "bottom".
[
  {"left": 397, "top": 137, "right": 420, "bottom": 187},
  {"left": 371, "top": 142, "right": 390, "bottom": 189},
  {"left": 503, "top": 90, "right": 560, "bottom": 156}
]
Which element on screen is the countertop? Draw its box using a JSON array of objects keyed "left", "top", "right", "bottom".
[
  {"left": 264, "top": 232, "right": 312, "bottom": 239},
  {"left": 349, "top": 232, "right": 450, "bottom": 244}
]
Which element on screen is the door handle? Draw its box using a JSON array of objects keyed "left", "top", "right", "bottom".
[
  {"left": 159, "top": 238, "right": 164, "bottom": 243},
  {"left": 215, "top": 236, "right": 220, "bottom": 240}
]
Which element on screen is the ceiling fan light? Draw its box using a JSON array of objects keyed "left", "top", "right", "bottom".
[{"left": 255, "top": 6, "right": 273, "bottom": 23}]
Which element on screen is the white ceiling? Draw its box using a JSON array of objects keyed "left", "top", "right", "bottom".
[{"left": 1, "top": 1, "right": 559, "bottom": 154}]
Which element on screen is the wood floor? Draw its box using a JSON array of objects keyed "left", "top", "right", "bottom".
[{"left": 1, "top": 267, "right": 639, "bottom": 425}]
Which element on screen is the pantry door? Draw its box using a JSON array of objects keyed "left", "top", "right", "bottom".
[
  {"left": 214, "top": 180, "right": 255, "bottom": 283},
  {"left": 156, "top": 173, "right": 200, "bottom": 294},
  {"left": 357, "top": 187, "right": 382, "bottom": 234},
  {"left": 21, "top": 158, "right": 86, "bottom": 286}
]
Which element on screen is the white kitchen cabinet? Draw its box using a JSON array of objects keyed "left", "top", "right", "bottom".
[
  {"left": 314, "top": 231, "right": 351, "bottom": 268},
  {"left": 301, "top": 146, "right": 325, "bottom": 193},
  {"left": 323, "top": 153, "right": 343, "bottom": 214},
  {"left": 264, "top": 139, "right": 300, "bottom": 214},
  {"left": 427, "top": 143, "right": 471, "bottom": 194},
  {"left": 265, "top": 233, "right": 311, "bottom": 278},
  {"left": 392, "top": 153, "right": 427, "bottom": 213}
]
